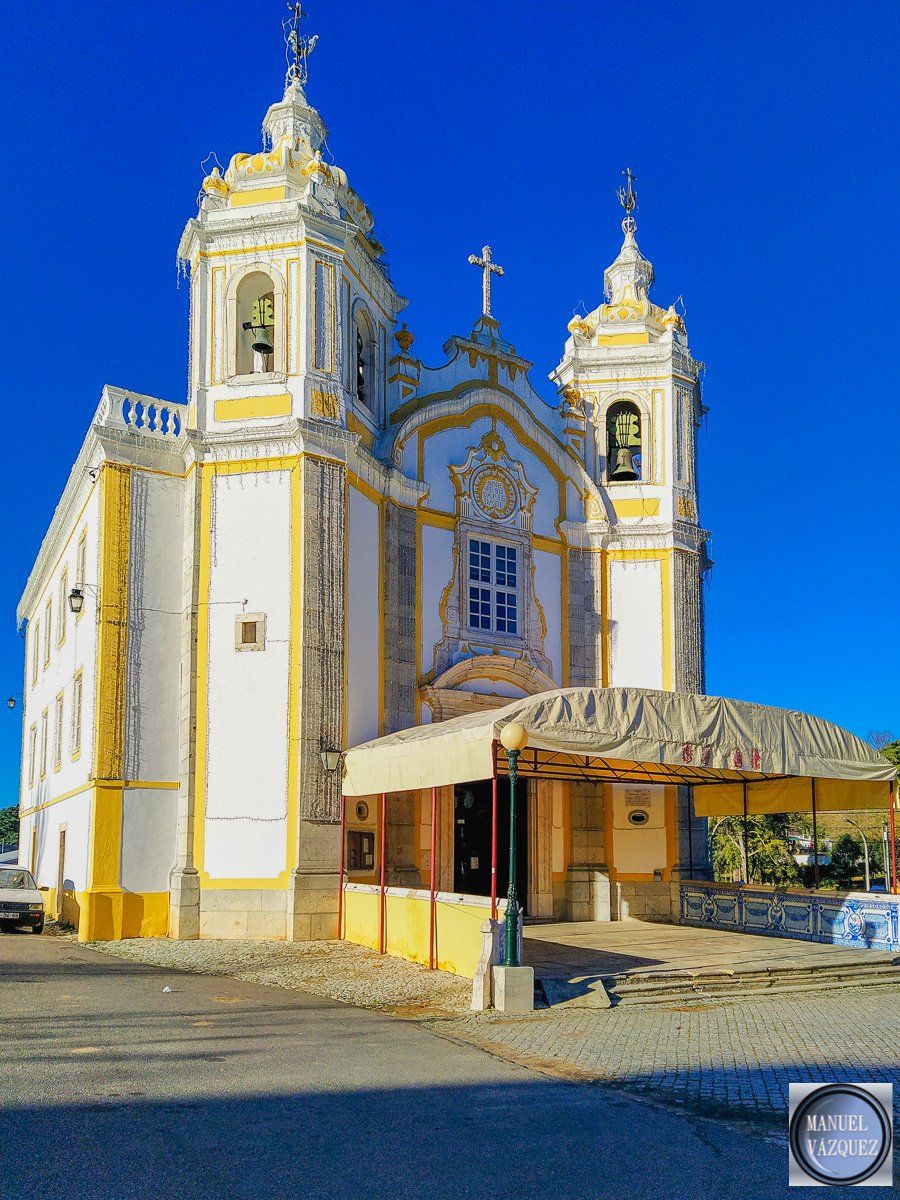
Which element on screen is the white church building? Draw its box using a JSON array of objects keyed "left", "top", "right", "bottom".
[{"left": 16, "top": 16, "right": 708, "bottom": 942}]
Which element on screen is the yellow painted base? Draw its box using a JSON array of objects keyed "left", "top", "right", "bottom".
[
  {"left": 77, "top": 890, "right": 169, "bottom": 942},
  {"left": 343, "top": 887, "right": 493, "bottom": 978}
]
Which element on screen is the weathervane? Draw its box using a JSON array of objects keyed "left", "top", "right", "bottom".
[
  {"left": 284, "top": 2, "right": 318, "bottom": 88},
  {"left": 616, "top": 167, "right": 638, "bottom": 233},
  {"left": 468, "top": 244, "right": 504, "bottom": 318}
]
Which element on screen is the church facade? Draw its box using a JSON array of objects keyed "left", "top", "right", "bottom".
[{"left": 16, "top": 30, "right": 708, "bottom": 942}]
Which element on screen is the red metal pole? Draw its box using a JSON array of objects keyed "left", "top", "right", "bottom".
[
  {"left": 337, "top": 793, "right": 346, "bottom": 939},
  {"left": 491, "top": 774, "right": 498, "bottom": 920},
  {"left": 379, "top": 792, "right": 387, "bottom": 954},
  {"left": 889, "top": 784, "right": 898, "bottom": 896},
  {"left": 429, "top": 786, "right": 437, "bottom": 970}
]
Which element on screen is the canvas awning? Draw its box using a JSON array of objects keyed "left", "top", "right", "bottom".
[{"left": 341, "top": 687, "right": 896, "bottom": 815}]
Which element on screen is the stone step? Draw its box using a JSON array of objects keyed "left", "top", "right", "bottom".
[
  {"left": 603, "top": 960, "right": 900, "bottom": 1004},
  {"left": 606, "top": 973, "right": 900, "bottom": 1006}
]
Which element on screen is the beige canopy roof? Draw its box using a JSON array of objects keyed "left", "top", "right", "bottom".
[{"left": 341, "top": 687, "right": 896, "bottom": 815}]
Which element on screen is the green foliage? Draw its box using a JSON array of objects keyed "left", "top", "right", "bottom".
[
  {"left": 826, "top": 832, "right": 862, "bottom": 890},
  {"left": 0, "top": 805, "right": 19, "bottom": 849},
  {"left": 881, "top": 741, "right": 900, "bottom": 771},
  {"left": 709, "top": 814, "right": 801, "bottom": 886}
]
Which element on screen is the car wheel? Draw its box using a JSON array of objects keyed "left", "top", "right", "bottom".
[{"left": 30, "top": 919, "right": 44, "bottom": 935}]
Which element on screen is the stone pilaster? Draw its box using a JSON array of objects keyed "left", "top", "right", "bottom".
[
  {"left": 289, "top": 455, "right": 346, "bottom": 941},
  {"left": 674, "top": 548, "right": 704, "bottom": 693},
  {"left": 567, "top": 548, "right": 604, "bottom": 686},
  {"left": 382, "top": 503, "right": 417, "bottom": 733},
  {"left": 528, "top": 781, "right": 554, "bottom": 917},
  {"left": 566, "top": 781, "right": 611, "bottom": 920},
  {"left": 169, "top": 464, "right": 202, "bottom": 938}
]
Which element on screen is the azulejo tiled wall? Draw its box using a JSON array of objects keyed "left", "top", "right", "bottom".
[{"left": 680, "top": 882, "right": 900, "bottom": 952}]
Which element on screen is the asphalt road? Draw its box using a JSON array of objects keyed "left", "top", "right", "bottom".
[{"left": 0, "top": 932, "right": 854, "bottom": 1200}]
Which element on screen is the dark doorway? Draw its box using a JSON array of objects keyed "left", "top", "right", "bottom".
[{"left": 453, "top": 778, "right": 528, "bottom": 910}]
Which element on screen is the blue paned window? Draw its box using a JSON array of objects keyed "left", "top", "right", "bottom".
[{"left": 467, "top": 539, "right": 519, "bottom": 636}]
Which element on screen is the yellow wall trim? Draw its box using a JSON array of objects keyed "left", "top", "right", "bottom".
[
  {"left": 596, "top": 332, "right": 650, "bottom": 346},
  {"left": 612, "top": 498, "right": 661, "bottom": 518},
  {"left": 214, "top": 393, "right": 293, "bottom": 422},
  {"left": 346, "top": 411, "right": 376, "bottom": 450},
  {"left": 78, "top": 890, "right": 169, "bottom": 942},
  {"left": 229, "top": 186, "right": 287, "bottom": 207}
]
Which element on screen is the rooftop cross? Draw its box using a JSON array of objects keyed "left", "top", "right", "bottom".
[
  {"left": 467, "top": 244, "right": 504, "bottom": 318},
  {"left": 284, "top": 2, "right": 318, "bottom": 88}
]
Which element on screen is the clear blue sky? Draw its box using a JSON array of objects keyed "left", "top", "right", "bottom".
[{"left": 2, "top": 0, "right": 898, "bottom": 800}]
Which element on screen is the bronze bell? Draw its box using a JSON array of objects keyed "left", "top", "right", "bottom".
[
  {"left": 243, "top": 321, "right": 275, "bottom": 356},
  {"left": 610, "top": 447, "right": 638, "bottom": 481}
]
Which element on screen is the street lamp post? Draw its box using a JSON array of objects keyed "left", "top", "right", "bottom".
[{"left": 499, "top": 721, "right": 529, "bottom": 967}]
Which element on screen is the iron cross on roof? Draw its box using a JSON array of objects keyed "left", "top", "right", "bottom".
[{"left": 468, "top": 244, "right": 504, "bottom": 318}]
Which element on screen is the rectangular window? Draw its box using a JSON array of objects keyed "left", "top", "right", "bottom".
[
  {"left": 58, "top": 567, "right": 68, "bottom": 647},
  {"left": 43, "top": 600, "right": 52, "bottom": 666},
  {"left": 31, "top": 623, "right": 39, "bottom": 686},
  {"left": 71, "top": 671, "right": 83, "bottom": 758},
  {"left": 53, "top": 693, "right": 64, "bottom": 770},
  {"left": 39, "top": 709, "right": 48, "bottom": 779},
  {"left": 467, "top": 539, "right": 519, "bottom": 636},
  {"left": 76, "top": 532, "right": 87, "bottom": 588},
  {"left": 235, "top": 613, "right": 266, "bottom": 651},
  {"left": 28, "top": 725, "right": 37, "bottom": 788}
]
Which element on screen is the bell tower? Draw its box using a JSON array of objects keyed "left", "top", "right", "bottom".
[
  {"left": 177, "top": 3, "right": 406, "bottom": 436},
  {"left": 551, "top": 170, "right": 709, "bottom": 693}
]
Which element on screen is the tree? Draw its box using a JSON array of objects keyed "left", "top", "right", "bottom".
[
  {"left": 867, "top": 730, "right": 895, "bottom": 751},
  {"left": 0, "top": 805, "right": 19, "bottom": 850},
  {"left": 827, "top": 832, "right": 863, "bottom": 890},
  {"left": 880, "top": 740, "right": 900, "bottom": 771},
  {"left": 709, "top": 814, "right": 800, "bottom": 886}
]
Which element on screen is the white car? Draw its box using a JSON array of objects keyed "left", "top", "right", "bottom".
[{"left": 0, "top": 867, "right": 45, "bottom": 934}]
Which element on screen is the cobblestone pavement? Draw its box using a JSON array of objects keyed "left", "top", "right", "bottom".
[
  {"left": 93, "top": 937, "right": 900, "bottom": 1131},
  {"left": 92, "top": 936, "right": 473, "bottom": 1014},
  {"left": 431, "top": 986, "right": 900, "bottom": 1130}
]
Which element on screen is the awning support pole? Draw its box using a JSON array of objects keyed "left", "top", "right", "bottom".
[
  {"left": 429, "top": 786, "right": 437, "bottom": 970},
  {"left": 379, "top": 792, "right": 387, "bottom": 954},
  {"left": 491, "top": 773, "right": 498, "bottom": 920},
  {"left": 686, "top": 787, "right": 694, "bottom": 881},
  {"left": 741, "top": 781, "right": 750, "bottom": 884},
  {"left": 889, "top": 783, "right": 897, "bottom": 896},
  {"left": 337, "top": 793, "right": 346, "bottom": 940},
  {"left": 811, "top": 778, "right": 820, "bottom": 889}
]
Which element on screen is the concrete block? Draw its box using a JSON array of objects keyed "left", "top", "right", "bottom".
[
  {"left": 309, "top": 911, "right": 337, "bottom": 940},
  {"left": 493, "top": 965, "right": 534, "bottom": 1013},
  {"left": 200, "top": 910, "right": 248, "bottom": 939}
]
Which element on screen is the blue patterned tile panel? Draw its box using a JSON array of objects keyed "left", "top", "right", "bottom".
[{"left": 679, "top": 883, "right": 900, "bottom": 952}]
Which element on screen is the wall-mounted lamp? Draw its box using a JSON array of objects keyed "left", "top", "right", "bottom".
[
  {"left": 68, "top": 582, "right": 98, "bottom": 615},
  {"left": 320, "top": 749, "right": 342, "bottom": 773}
]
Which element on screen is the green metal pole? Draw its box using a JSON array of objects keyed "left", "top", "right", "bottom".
[{"left": 503, "top": 748, "right": 520, "bottom": 967}]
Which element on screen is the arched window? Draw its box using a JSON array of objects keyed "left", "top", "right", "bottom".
[
  {"left": 606, "top": 401, "right": 642, "bottom": 481},
  {"left": 353, "top": 305, "right": 376, "bottom": 412},
  {"left": 236, "top": 271, "right": 276, "bottom": 375}
]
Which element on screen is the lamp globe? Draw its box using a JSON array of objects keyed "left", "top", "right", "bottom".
[{"left": 499, "top": 721, "right": 529, "bottom": 753}]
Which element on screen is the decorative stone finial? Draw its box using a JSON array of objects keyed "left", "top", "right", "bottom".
[
  {"left": 284, "top": 2, "right": 318, "bottom": 89},
  {"left": 395, "top": 323, "right": 415, "bottom": 354}
]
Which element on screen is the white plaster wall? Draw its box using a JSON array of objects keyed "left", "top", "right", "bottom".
[
  {"left": 610, "top": 783, "right": 667, "bottom": 874},
  {"left": 19, "top": 484, "right": 100, "bottom": 816},
  {"left": 121, "top": 787, "right": 178, "bottom": 893},
  {"left": 420, "top": 524, "right": 453, "bottom": 675},
  {"left": 533, "top": 549, "right": 562, "bottom": 683},
  {"left": 20, "top": 791, "right": 92, "bottom": 891},
  {"left": 125, "top": 472, "right": 182, "bottom": 782},
  {"left": 347, "top": 486, "right": 380, "bottom": 747},
  {"left": 609, "top": 559, "right": 663, "bottom": 689},
  {"left": 204, "top": 469, "right": 291, "bottom": 880}
]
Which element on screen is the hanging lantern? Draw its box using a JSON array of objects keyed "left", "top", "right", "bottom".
[{"left": 242, "top": 295, "right": 275, "bottom": 356}]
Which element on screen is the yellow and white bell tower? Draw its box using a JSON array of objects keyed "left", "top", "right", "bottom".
[
  {"left": 178, "top": 5, "right": 405, "bottom": 439},
  {"left": 551, "top": 170, "right": 709, "bottom": 693}
]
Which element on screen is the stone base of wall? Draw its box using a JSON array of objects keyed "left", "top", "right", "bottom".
[
  {"left": 614, "top": 881, "right": 679, "bottom": 924},
  {"left": 197, "top": 888, "right": 290, "bottom": 940},
  {"left": 566, "top": 867, "right": 611, "bottom": 921}
]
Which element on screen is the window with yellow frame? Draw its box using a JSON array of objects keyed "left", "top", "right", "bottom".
[{"left": 58, "top": 567, "right": 68, "bottom": 647}]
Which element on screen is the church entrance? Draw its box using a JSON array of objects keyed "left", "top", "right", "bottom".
[{"left": 453, "top": 779, "right": 528, "bottom": 911}]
